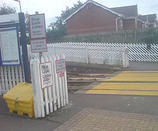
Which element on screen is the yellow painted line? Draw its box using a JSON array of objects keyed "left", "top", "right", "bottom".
[
  {"left": 86, "top": 90, "right": 158, "bottom": 96},
  {"left": 79, "top": 74, "right": 112, "bottom": 76},
  {"left": 86, "top": 71, "right": 158, "bottom": 96},
  {"left": 105, "top": 71, "right": 158, "bottom": 81},
  {"left": 106, "top": 76, "right": 158, "bottom": 81},
  {"left": 68, "top": 77, "right": 104, "bottom": 80},
  {"left": 117, "top": 74, "right": 158, "bottom": 77},
  {"left": 119, "top": 71, "right": 158, "bottom": 73},
  {"left": 93, "top": 83, "right": 158, "bottom": 90},
  {"left": 116, "top": 72, "right": 158, "bottom": 77},
  {"left": 106, "top": 71, "right": 158, "bottom": 81}
]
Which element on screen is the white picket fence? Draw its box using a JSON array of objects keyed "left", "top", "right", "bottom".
[
  {"left": 27, "top": 42, "right": 158, "bottom": 64},
  {"left": 2, "top": 42, "right": 156, "bottom": 96},
  {"left": 28, "top": 43, "right": 130, "bottom": 66},
  {"left": 0, "top": 65, "right": 24, "bottom": 95},
  {"left": 30, "top": 54, "right": 68, "bottom": 118}
]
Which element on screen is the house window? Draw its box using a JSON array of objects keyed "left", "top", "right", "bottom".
[{"left": 120, "top": 19, "right": 123, "bottom": 27}]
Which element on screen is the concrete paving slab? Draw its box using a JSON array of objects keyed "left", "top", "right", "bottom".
[{"left": 54, "top": 108, "right": 158, "bottom": 131}]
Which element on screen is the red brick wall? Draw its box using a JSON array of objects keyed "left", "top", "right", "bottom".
[
  {"left": 66, "top": 3, "right": 118, "bottom": 35},
  {"left": 123, "top": 19, "right": 136, "bottom": 30}
]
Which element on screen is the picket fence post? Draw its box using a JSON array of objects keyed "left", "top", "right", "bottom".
[
  {"left": 61, "top": 54, "right": 69, "bottom": 105},
  {"left": 122, "top": 47, "right": 129, "bottom": 68},
  {"left": 53, "top": 56, "right": 61, "bottom": 109}
]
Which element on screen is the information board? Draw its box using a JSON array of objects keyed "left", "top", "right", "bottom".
[
  {"left": 39, "top": 62, "right": 53, "bottom": 89},
  {"left": 0, "top": 26, "right": 21, "bottom": 66}
]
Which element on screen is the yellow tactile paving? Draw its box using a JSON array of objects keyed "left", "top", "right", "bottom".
[
  {"left": 117, "top": 71, "right": 158, "bottom": 77},
  {"left": 93, "top": 83, "right": 158, "bottom": 91},
  {"left": 86, "top": 71, "right": 158, "bottom": 96},
  {"left": 106, "top": 71, "right": 158, "bottom": 81},
  {"left": 118, "top": 71, "right": 158, "bottom": 73},
  {"left": 106, "top": 77, "right": 158, "bottom": 81}
]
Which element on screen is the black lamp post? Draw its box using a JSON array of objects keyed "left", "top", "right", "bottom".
[{"left": 14, "top": 0, "right": 31, "bottom": 83}]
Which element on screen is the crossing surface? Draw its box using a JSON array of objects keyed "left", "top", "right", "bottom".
[
  {"left": 86, "top": 71, "right": 158, "bottom": 96},
  {"left": 106, "top": 71, "right": 158, "bottom": 82}
]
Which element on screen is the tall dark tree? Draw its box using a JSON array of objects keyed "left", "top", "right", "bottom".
[
  {"left": 47, "top": 0, "right": 83, "bottom": 43},
  {"left": 0, "top": 3, "right": 16, "bottom": 15}
]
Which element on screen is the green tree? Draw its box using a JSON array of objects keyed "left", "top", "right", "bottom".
[
  {"left": 140, "top": 27, "right": 158, "bottom": 49},
  {"left": 0, "top": 4, "right": 16, "bottom": 15},
  {"left": 47, "top": 0, "right": 83, "bottom": 43}
]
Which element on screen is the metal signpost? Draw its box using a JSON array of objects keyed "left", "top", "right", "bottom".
[{"left": 29, "top": 13, "right": 49, "bottom": 88}]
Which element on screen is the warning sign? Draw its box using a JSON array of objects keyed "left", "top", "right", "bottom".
[
  {"left": 39, "top": 62, "right": 53, "bottom": 89},
  {"left": 29, "top": 13, "right": 47, "bottom": 53},
  {"left": 55, "top": 59, "right": 66, "bottom": 73},
  {"left": 29, "top": 14, "right": 46, "bottom": 39}
]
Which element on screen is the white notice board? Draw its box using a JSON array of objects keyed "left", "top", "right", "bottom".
[
  {"left": 0, "top": 26, "right": 21, "bottom": 66},
  {"left": 39, "top": 62, "right": 53, "bottom": 89}
]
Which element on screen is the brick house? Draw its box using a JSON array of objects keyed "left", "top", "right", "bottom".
[{"left": 63, "top": 0, "right": 157, "bottom": 35}]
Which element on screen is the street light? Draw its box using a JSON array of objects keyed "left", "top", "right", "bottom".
[
  {"left": 14, "top": 0, "right": 22, "bottom": 12},
  {"left": 14, "top": 0, "right": 30, "bottom": 83}
]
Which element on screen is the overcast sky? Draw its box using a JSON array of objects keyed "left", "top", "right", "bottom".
[{"left": 0, "top": 0, "right": 158, "bottom": 27}]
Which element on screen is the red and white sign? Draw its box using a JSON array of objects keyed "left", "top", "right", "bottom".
[
  {"left": 59, "top": 72, "right": 64, "bottom": 77},
  {"left": 29, "top": 13, "right": 47, "bottom": 53},
  {"left": 39, "top": 62, "right": 53, "bottom": 89},
  {"left": 55, "top": 59, "right": 66, "bottom": 77},
  {"left": 29, "top": 14, "right": 46, "bottom": 39},
  {"left": 55, "top": 59, "right": 66, "bottom": 73},
  {"left": 31, "top": 39, "right": 47, "bottom": 53}
]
